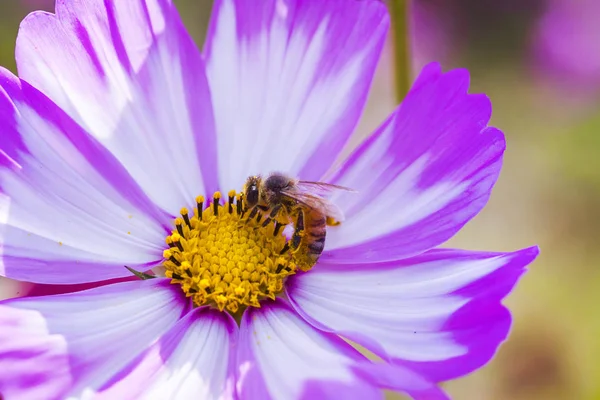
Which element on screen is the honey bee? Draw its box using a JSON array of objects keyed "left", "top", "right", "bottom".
[{"left": 244, "top": 172, "right": 354, "bottom": 266}]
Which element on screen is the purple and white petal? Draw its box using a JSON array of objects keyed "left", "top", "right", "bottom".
[
  {"left": 237, "top": 300, "right": 447, "bottom": 400},
  {"left": 16, "top": 0, "right": 218, "bottom": 211},
  {"left": 0, "top": 72, "right": 168, "bottom": 284},
  {"left": 0, "top": 279, "right": 188, "bottom": 400},
  {"left": 204, "top": 0, "right": 388, "bottom": 190},
  {"left": 98, "top": 307, "right": 237, "bottom": 400},
  {"left": 287, "top": 246, "right": 539, "bottom": 382},
  {"left": 323, "top": 63, "right": 505, "bottom": 263}
]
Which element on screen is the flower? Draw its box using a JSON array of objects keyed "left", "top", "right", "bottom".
[
  {"left": 410, "top": 0, "right": 461, "bottom": 72},
  {"left": 19, "top": 0, "right": 55, "bottom": 11},
  {"left": 0, "top": 0, "right": 538, "bottom": 399},
  {"left": 530, "top": 0, "right": 600, "bottom": 96}
]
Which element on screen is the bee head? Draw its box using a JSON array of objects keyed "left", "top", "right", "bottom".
[{"left": 244, "top": 175, "right": 261, "bottom": 207}]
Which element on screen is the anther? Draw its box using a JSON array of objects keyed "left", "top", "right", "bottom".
[
  {"left": 196, "top": 195, "right": 204, "bottom": 221},
  {"left": 171, "top": 237, "right": 184, "bottom": 252},
  {"left": 228, "top": 190, "right": 236, "bottom": 214},
  {"left": 181, "top": 261, "right": 193, "bottom": 276},
  {"left": 236, "top": 193, "right": 244, "bottom": 215},
  {"left": 276, "top": 264, "right": 284, "bottom": 274},
  {"left": 213, "top": 192, "right": 221, "bottom": 216},
  {"left": 256, "top": 213, "right": 263, "bottom": 223},
  {"left": 163, "top": 249, "right": 181, "bottom": 266},
  {"left": 181, "top": 207, "right": 191, "bottom": 228},
  {"left": 166, "top": 236, "right": 175, "bottom": 248},
  {"left": 175, "top": 218, "right": 184, "bottom": 237}
]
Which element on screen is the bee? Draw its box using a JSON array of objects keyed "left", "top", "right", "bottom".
[{"left": 244, "top": 172, "right": 354, "bottom": 266}]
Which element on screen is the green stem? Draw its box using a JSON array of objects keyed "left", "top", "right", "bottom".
[{"left": 389, "top": 0, "right": 412, "bottom": 102}]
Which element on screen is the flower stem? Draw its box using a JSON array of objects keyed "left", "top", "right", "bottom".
[{"left": 389, "top": 0, "right": 411, "bottom": 102}]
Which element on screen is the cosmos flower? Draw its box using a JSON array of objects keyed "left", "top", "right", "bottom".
[
  {"left": 0, "top": 0, "right": 538, "bottom": 399},
  {"left": 410, "top": 0, "right": 461, "bottom": 72},
  {"left": 530, "top": 0, "right": 600, "bottom": 96},
  {"left": 19, "top": 0, "right": 55, "bottom": 11}
]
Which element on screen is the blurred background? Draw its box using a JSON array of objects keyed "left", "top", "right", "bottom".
[{"left": 0, "top": 0, "right": 598, "bottom": 399}]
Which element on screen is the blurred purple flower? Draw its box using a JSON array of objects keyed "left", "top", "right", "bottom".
[
  {"left": 530, "top": 0, "right": 600, "bottom": 95},
  {"left": 20, "top": 0, "right": 54, "bottom": 10},
  {"left": 410, "top": 0, "right": 461, "bottom": 71},
  {"left": 0, "top": 0, "right": 537, "bottom": 399}
]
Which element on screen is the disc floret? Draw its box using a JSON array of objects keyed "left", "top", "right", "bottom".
[{"left": 163, "top": 191, "right": 299, "bottom": 313}]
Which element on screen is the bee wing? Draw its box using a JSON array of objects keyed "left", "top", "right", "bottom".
[
  {"left": 280, "top": 190, "right": 347, "bottom": 222},
  {"left": 296, "top": 181, "right": 357, "bottom": 197}
]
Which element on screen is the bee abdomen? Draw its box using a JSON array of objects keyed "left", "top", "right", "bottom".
[
  {"left": 307, "top": 236, "right": 326, "bottom": 256},
  {"left": 308, "top": 216, "right": 326, "bottom": 228},
  {"left": 304, "top": 213, "right": 327, "bottom": 261}
]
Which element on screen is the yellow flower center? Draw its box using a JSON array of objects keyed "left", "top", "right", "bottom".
[{"left": 162, "top": 190, "right": 311, "bottom": 314}]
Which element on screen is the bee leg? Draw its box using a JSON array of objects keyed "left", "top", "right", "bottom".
[
  {"left": 246, "top": 206, "right": 259, "bottom": 221},
  {"left": 261, "top": 204, "right": 282, "bottom": 228},
  {"left": 290, "top": 209, "right": 305, "bottom": 253},
  {"left": 273, "top": 221, "right": 284, "bottom": 236}
]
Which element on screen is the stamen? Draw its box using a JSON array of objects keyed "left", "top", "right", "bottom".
[
  {"left": 196, "top": 195, "right": 204, "bottom": 221},
  {"left": 163, "top": 249, "right": 181, "bottom": 266},
  {"left": 175, "top": 218, "right": 184, "bottom": 237},
  {"left": 166, "top": 236, "right": 175, "bottom": 248},
  {"left": 236, "top": 193, "right": 244, "bottom": 215},
  {"left": 181, "top": 208, "right": 191, "bottom": 228},
  {"left": 213, "top": 192, "right": 221, "bottom": 216},
  {"left": 171, "top": 233, "right": 184, "bottom": 252},
  {"left": 228, "top": 190, "right": 236, "bottom": 214}
]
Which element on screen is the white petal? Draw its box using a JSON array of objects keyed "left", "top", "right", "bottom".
[
  {"left": 16, "top": 0, "right": 218, "bottom": 212},
  {"left": 205, "top": 0, "right": 388, "bottom": 189},
  {"left": 237, "top": 300, "right": 447, "bottom": 399},
  {"left": 0, "top": 279, "right": 188, "bottom": 399},
  {"left": 98, "top": 307, "right": 237, "bottom": 400}
]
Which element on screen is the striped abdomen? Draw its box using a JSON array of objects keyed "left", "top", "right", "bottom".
[{"left": 291, "top": 208, "right": 327, "bottom": 268}]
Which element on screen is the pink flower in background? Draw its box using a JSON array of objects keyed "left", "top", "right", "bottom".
[
  {"left": 0, "top": 0, "right": 538, "bottom": 399},
  {"left": 530, "top": 0, "right": 600, "bottom": 95},
  {"left": 20, "top": 0, "right": 54, "bottom": 10},
  {"left": 410, "top": 0, "right": 460, "bottom": 72}
]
